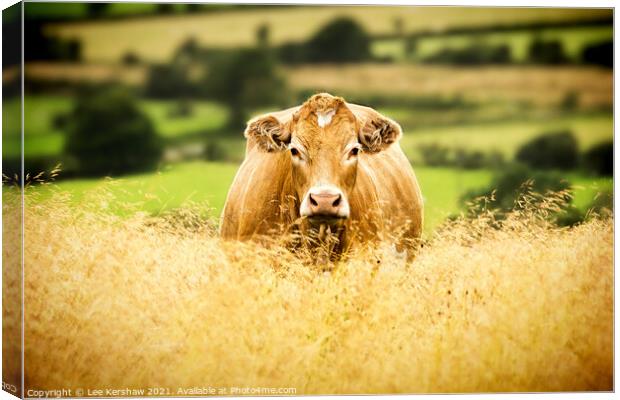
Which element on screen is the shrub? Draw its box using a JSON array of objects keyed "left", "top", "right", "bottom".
[
  {"left": 560, "top": 91, "right": 579, "bottom": 112},
  {"left": 156, "top": 4, "right": 175, "bottom": 14},
  {"left": 582, "top": 40, "right": 613, "bottom": 68},
  {"left": 589, "top": 190, "right": 613, "bottom": 213},
  {"left": 144, "top": 64, "right": 193, "bottom": 98},
  {"left": 582, "top": 141, "right": 613, "bottom": 176},
  {"left": 167, "top": 100, "right": 194, "bottom": 118},
  {"left": 417, "top": 144, "right": 504, "bottom": 169},
  {"left": 305, "top": 17, "right": 371, "bottom": 63},
  {"left": 527, "top": 37, "right": 569, "bottom": 64},
  {"left": 277, "top": 42, "right": 307, "bottom": 64},
  {"left": 417, "top": 143, "right": 450, "bottom": 166},
  {"left": 461, "top": 163, "right": 571, "bottom": 214},
  {"left": 515, "top": 131, "right": 578, "bottom": 170},
  {"left": 423, "top": 42, "right": 511, "bottom": 65},
  {"left": 204, "top": 140, "right": 228, "bottom": 161},
  {"left": 86, "top": 3, "right": 109, "bottom": 18},
  {"left": 64, "top": 87, "right": 163, "bottom": 176},
  {"left": 122, "top": 51, "right": 141, "bottom": 66}
]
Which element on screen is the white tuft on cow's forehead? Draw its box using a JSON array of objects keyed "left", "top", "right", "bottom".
[{"left": 317, "top": 109, "right": 336, "bottom": 128}]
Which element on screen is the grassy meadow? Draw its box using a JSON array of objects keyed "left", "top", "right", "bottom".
[
  {"left": 4, "top": 6, "right": 614, "bottom": 394},
  {"left": 5, "top": 184, "right": 612, "bottom": 393}
]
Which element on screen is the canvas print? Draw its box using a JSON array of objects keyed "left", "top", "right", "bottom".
[{"left": 2, "top": 2, "right": 613, "bottom": 397}]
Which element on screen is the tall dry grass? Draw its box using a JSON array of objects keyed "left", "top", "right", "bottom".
[{"left": 4, "top": 185, "right": 613, "bottom": 394}]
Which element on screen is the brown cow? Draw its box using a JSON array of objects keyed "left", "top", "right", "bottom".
[{"left": 220, "top": 93, "right": 423, "bottom": 258}]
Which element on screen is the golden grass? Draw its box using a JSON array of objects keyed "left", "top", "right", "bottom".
[{"left": 3, "top": 187, "right": 613, "bottom": 394}]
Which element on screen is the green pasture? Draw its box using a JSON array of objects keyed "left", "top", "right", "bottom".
[
  {"left": 3, "top": 96, "right": 229, "bottom": 158},
  {"left": 400, "top": 113, "right": 612, "bottom": 162},
  {"left": 7, "top": 95, "right": 613, "bottom": 163},
  {"left": 26, "top": 161, "right": 612, "bottom": 236},
  {"left": 44, "top": 7, "right": 611, "bottom": 63},
  {"left": 372, "top": 25, "right": 613, "bottom": 62}
]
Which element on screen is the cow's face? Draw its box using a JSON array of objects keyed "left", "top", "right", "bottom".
[{"left": 245, "top": 93, "right": 401, "bottom": 226}]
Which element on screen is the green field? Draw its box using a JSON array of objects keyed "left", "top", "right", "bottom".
[
  {"left": 7, "top": 95, "right": 613, "bottom": 163},
  {"left": 45, "top": 7, "right": 611, "bottom": 63},
  {"left": 372, "top": 25, "right": 613, "bottom": 62},
  {"left": 400, "top": 113, "right": 612, "bottom": 162},
  {"left": 3, "top": 96, "right": 230, "bottom": 158},
  {"left": 28, "top": 161, "right": 611, "bottom": 236}
]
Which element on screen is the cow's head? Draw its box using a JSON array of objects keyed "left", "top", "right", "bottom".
[{"left": 245, "top": 93, "right": 401, "bottom": 228}]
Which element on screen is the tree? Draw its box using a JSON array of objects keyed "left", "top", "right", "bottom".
[
  {"left": 582, "top": 40, "right": 613, "bottom": 68},
  {"left": 583, "top": 141, "right": 613, "bottom": 176},
  {"left": 86, "top": 3, "right": 109, "bottom": 19},
  {"left": 515, "top": 131, "right": 578, "bottom": 170},
  {"left": 305, "top": 17, "right": 371, "bottom": 63},
  {"left": 65, "top": 87, "right": 163, "bottom": 176},
  {"left": 527, "top": 36, "right": 569, "bottom": 65},
  {"left": 203, "top": 48, "right": 288, "bottom": 130},
  {"left": 256, "top": 23, "right": 270, "bottom": 48}
]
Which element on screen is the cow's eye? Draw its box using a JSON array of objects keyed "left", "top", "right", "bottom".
[{"left": 348, "top": 147, "right": 360, "bottom": 158}]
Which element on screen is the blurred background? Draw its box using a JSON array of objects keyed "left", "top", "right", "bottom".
[{"left": 2, "top": 3, "right": 613, "bottom": 234}]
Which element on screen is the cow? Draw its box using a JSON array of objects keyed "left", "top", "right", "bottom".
[{"left": 220, "top": 93, "right": 423, "bottom": 259}]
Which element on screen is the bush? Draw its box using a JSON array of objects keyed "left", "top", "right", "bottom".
[
  {"left": 423, "top": 42, "right": 511, "bottom": 65},
  {"left": 515, "top": 131, "right": 578, "bottom": 170},
  {"left": 582, "top": 141, "right": 613, "bottom": 176},
  {"left": 589, "top": 190, "right": 613, "bottom": 213},
  {"left": 64, "top": 87, "right": 163, "bottom": 176},
  {"left": 144, "top": 64, "right": 193, "bottom": 98},
  {"left": 122, "top": 51, "right": 141, "bottom": 66},
  {"left": 305, "top": 17, "right": 371, "bottom": 63},
  {"left": 418, "top": 143, "right": 451, "bottom": 166},
  {"left": 455, "top": 149, "right": 505, "bottom": 169},
  {"left": 156, "top": 4, "right": 175, "bottom": 14},
  {"left": 204, "top": 141, "right": 228, "bottom": 161},
  {"left": 417, "top": 144, "right": 504, "bottom": 169},
  {"left": 527, "top": 37, "right": 569, "bottom": 64},
  {"left": 461, "top": 163, "right": 571, "bottom": 215},
  {"left": 167, "top": 100, "right": 194, "bottom": 118},
  {"left": 582, "top": 40, "right": 613, "bottom": 68},
  {"left": 277, "top": 42, "right": 307, "bottom": 64}
]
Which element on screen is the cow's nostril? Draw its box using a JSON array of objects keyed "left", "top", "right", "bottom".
[
  {"left": 309, "top": 194, "right": 318, "bottom": 207},
  {"left": 332, "top": 195, "right": 341, "bottom": 208}
]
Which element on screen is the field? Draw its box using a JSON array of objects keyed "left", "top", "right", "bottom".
[
  {"left": 3, "top": 96, "right": 229, "bottom": 157},
  {"left": 29, "top": 161, "right": 612, "bottom": 236},
  {"left": 4, "top": 187, "right": 612, "bottom": 393},
  {"left": 7, "top": 81, "right": 613, "bottom": 159},
  {"left": 3, "top": 7, "right": 614, "bottom": 394},
  {"left": 44, "top": 7, "right": 612, "bottom": 63},
  {"left": 287, "top": 64, "right": 613, "bottom": 109},
  {"left": 373, "top": 25, "right": 613, "bottom": 62},
  {"left": 400, "top": 114, "right": 613, "bottom": 161}
]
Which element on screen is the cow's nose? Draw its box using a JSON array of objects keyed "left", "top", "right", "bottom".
[{"left": 307, "top": 191, "right": 343, "bottom": 217}]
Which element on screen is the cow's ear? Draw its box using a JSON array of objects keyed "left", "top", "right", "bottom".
[
  {"left": 244, "top": 106, "right": 299, "bottom": 152},
  {"left": 348, "top": 104, "right": 402, "bottom": 153}
]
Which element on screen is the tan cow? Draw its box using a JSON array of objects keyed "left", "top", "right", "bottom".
[{"left": 220, "top": 93, "right": 423, "bottom": 258}]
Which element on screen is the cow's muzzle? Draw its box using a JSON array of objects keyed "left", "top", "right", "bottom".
[{"left": 300, "top": 185, "right": 350, "bottom": 221}]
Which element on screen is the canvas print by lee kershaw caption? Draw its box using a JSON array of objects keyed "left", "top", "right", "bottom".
[{"left": 1, "top": 1, "right": 614, "bottom": 398}]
